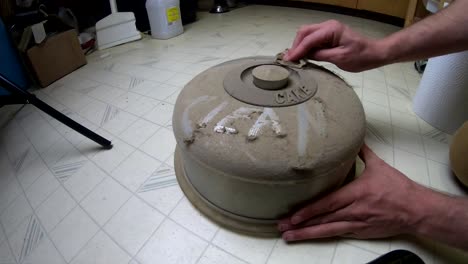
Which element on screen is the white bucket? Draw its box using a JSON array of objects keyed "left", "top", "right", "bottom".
[{"left": 146, "top": 0, "right": 184, "bottom": 40}]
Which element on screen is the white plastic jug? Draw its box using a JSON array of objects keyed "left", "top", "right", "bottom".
[{"left": 146, "top": 0, "right": 184, "bottom": 39}]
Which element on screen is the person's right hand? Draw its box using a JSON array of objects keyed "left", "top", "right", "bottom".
[
  {"left": 277, "top": 144, "right": 432, "bottom": 241},
  {"left": 284, "top": 20, "right": 387, "bottom": 72}
]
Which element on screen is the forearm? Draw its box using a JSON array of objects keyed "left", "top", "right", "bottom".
[
  {"left": 409, "top": 183, "right": 468, "bottom": 250},
  {"left": 377, "top": 0, "right": 468, "bottom": 64}
]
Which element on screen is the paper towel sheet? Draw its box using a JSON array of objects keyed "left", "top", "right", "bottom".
[{"left": 413, "top": 51, "right": 468, "bottom": 134}]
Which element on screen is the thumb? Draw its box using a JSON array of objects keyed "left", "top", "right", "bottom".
[{"left": 358, "top": 144, "right": 378, "bottom": 164}]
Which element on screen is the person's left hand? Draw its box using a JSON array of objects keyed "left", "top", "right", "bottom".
[{"left": 277, "top": 144, "right": 429, "bottom": 242}]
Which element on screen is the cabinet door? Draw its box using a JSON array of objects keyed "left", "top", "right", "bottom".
[
  {"left": 294, "top": 0, "right": 358, "bottom": 9},
  {"left": 357, "top": 0, "right": 410, "bottom": 18}
]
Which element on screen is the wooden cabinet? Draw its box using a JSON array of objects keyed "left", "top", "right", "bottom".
[
  {"left": 290, "top": 0, "right": 418, "bottom": 26},
  {"left": 357, "top": 0, "right": 410, "bottom": 18}
]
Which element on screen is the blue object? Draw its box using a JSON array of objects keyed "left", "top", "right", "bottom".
[{"left": 0, "top": 18, "right": 29, "bottom": 96}]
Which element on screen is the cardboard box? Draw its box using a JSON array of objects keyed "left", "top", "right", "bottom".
[{"left": 27, "top": 29, "right": 86, "bottom": 87}]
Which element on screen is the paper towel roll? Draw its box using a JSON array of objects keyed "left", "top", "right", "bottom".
[{"left": 413, "top": 51, "right": 468, "bottom": 134}]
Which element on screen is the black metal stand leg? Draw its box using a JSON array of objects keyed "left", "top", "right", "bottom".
[
  {"left": 29, "top": 95, "right": 113, "bottom": 149},
  {"left": 0, "top": 75, "right": 112, "bottom": 149}
]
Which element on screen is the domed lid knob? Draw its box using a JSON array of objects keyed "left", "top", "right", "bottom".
[
  {"left": 223, "top": 58, "right": 318, "bottom": 107},
  {"left": 252, "top": 65, "right": 290, "bottom": 90}
]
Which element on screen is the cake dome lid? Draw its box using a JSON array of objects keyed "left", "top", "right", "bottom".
[{"left": 172, "top": 56, "right": 366, "bottom": 182}]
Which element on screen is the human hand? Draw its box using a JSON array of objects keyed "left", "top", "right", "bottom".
[
  {"left": 284, "top": 20, "right": 387, "bottom": 72},
  {"left": 278, "top": 144, "right": 428, "bottom": 241}
]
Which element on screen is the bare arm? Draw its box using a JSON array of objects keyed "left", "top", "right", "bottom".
[
  {"left": 414, "top": 187, "right": 468, "bottom": 251},
  {"left": 278, "top": 145, "right": 468, "bottom": 251},
  {"left": 382, "top": 0, "right": 468, "bottom": 63},
  {"left": 285, "top": 0, "right": 468, "bottom": 72}
]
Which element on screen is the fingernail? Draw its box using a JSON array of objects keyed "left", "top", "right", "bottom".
[
  {"left": 283, "top": 233, "right": 294, "bottom": 241},
  {"left": 291, "top": 216, "right": 302, "bottom": 224}
]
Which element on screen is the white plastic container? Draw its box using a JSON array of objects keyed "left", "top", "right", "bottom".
[{"left": 146, "top": 0, "right": 184, "bottom": 39}]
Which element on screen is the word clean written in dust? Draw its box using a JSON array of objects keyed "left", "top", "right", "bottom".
[
  {"left": 181, "top": 96, "right": 286, "bottom": 143},
  {"left": 213, "top": 107, "right": 286, "bottom": 140}
]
